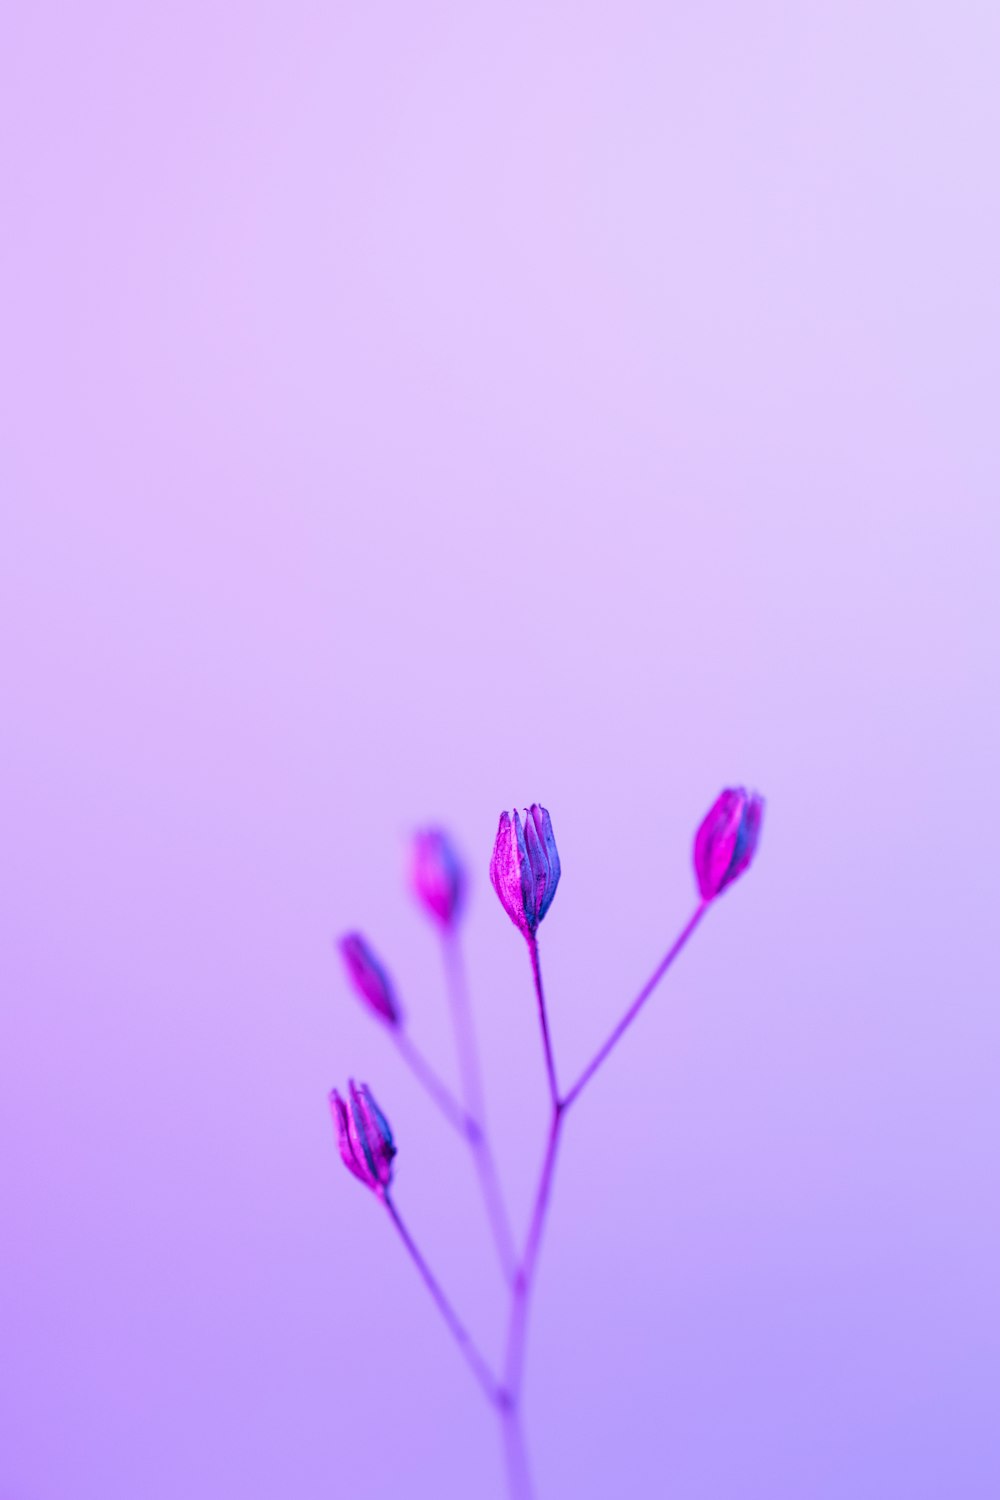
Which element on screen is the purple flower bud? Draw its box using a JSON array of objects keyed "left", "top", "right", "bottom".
[
  {"left": 330, "top": 1080, "right": 396, "bottom": 1193},
  {"left": 338, "top": 933, "right": 402, "bottom": 1027},
  {"left": 490, "top": 805, "right": 561, "bottom": 937},
  {"left": 693, "top": 787, "right": 765, "bottom": 900},
  {"left": 410, "top": 828, "right": 466, "bottom": 927}
]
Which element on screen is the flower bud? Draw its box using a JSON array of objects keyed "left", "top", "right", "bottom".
[
  {"left": 410, "top": 828, "right": 466, "bottom": 928},
  {"left": 693, "top": 787, "right": 764, "bottom": 900},
  {"left": 490, "top": 805, "right": 561, "bottom": 937},
  {"left": 338, "top": 933, "right": 402, "bottom": 1027},
  {"left": 331, "top": 1080, "right": 396, "bottom": 1193}
]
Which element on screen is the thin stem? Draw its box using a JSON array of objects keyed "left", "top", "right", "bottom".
[
  {"left": 443, "top": 930, "right": 518, "bottom": 1285},
  {"left": 383, "top": 1193, "right": 503, "bottom": 1407},
  {"left": 561, "top": 901, "right": 710, "bottom": 1112},
  {"left": 504, "top": 1105, "right": 564, "bottom": 1405},
  {"left": 527, "top": 934, "right": 559, "bottom": 1109},
  {"left": 492, "top": 938, "right": 565, "bottom": 1500},
  {"left": 442, "top": 930, "right": 487, "bottom": 1123},
  {"left": 501, "top": 1402, "right": 535, "bottom": 1500},
  {"left": 369, "top": 898, "right": 714, "bottom": 1499},
  {"left": 496, "top": 907, "right": 711, "bottom": 1493},
  {"left": 391, "top": 1027, "right": 478, "bottom": 1142}
]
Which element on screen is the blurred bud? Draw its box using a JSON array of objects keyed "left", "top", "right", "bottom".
[
  {"left": 338, "top": 933, "right": 402, "bottom": 1027},
  {"left": 693, "top": 787, "right": 765, "bottom": 900},
  {"left": 410, "top": 828, "right": 466, "bottom": 928},
  {"left": 490, "top": 805, "right": 561, "bottom": 937},
  {"left": 331, "top": 1080, "right": 396, "bottom": 1193}
]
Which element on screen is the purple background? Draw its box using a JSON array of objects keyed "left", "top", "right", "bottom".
[{"left": 2, "top": 4, "right": 998, "bottom": 1497}]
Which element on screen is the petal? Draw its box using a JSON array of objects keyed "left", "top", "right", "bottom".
[
  {"left": 358, "top": 1083, "right": 396, "bottom": 1186},
  {"left": 726, "top": 793, "right": 765, "bottom": 886},
  {"left": 348, "top": 1080, "right": 380, "bottom": 1185},
  {"left": 693, "top": 789, "right": 742, "bottom": 899},
  {"left": 490, "top": 810, "right": 529, "bottom": 932},
  {"left": 513, "top": 809, "right": 536, "bottom": 931},
  {"left": 533, "top": 805, "right": 561, "bottom": 922},
  {"left": 411, "top": 829, "right": 464, "bottom": 926},
  {"left": 522, "top": 807, "right": 547, "bottom": 927},
  {"left": 489, "top": 813, "right": 515, "bottom": 917},
  {"left": 331, "top": 1089, "right": 372, "bottom": 1185}
]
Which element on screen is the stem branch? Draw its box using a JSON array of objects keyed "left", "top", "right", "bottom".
[
  {"left": 383, "top": 1193, "right": 503, "bottom": 1407},
  {"left": 562, "top": 901, "right": 709, "bottom": 1111},
  {"left": 384, "top": 905, "right": 712, "bottom": 1500},
  {"left": 391, "top": 1027, "right": 477, "bottom": 1141},
  {"left": 527, "top": 934, "right": 559, "bottom": 1109},
  {"left": 504, "top": 1104, "right": 564, "bottom": 1407}
]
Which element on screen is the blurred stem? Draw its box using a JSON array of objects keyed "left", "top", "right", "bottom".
[
  {"left": 391, "top": 1026, "right": 477, "bottom": 1140},
  {"left": 500, "top": 1400, "right": 535, "bottom": 1500},
  {"left": 383, "top": 1193, "right": 503, "bottom": 1406},
  {"left": 443, "top": 929, "right": 518, "bottom": 1285}
]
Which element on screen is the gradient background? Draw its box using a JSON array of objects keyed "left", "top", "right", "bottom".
[{"left": 2, "top": 4, "right": 998, "bottom": 1497}]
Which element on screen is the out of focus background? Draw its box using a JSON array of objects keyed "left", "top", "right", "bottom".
[{"left": 2, "top": 4, "right": 998, "bottom": 1497}]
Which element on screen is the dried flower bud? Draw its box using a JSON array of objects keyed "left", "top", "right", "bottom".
[
  {"left": 410, "top": 828, "right": 466, "bottom": 928},
  {"left": 693, "top": 787, "right": 764, "bottom": 900},
  {"left": 338, "top": 933, "right": 402, "bottom": 1027},
  {"left": 490, "top": 805, "right": 561, "bottom": 937},
  {"left": 331, "top": 1080, "right": 396, "bottom": 1193}
]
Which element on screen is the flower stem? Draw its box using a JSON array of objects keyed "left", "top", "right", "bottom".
[
  {"left": 443, "top": 930, "right": 518, "bottom": 1285},
  {"left": 391, "top": 1027, "right": 478, "bottom": 1141},
  {"left": 504, "top": 1103, "right": 564, "bottom": 1405},
  {"left": 561, "top": 901, "right": 710, "bottom": 1112},
  {"left": 385, "top": 905, "right": 712, "bottom": 1498},
  {"left": 527, "top": 934, "right": 559, "bottom": 1110},
  {"left": 383, "top": 1193, "right": 503, "bottom": 1407},
  {"left": 500, "top": 1400, "right": 535, "bottom": 1500},
  {"left": 492, "top": 938, "right": 566, "bottom": 1500},
  {"left": 495, "top": 909, "right": 711, "bottom": 1494}
]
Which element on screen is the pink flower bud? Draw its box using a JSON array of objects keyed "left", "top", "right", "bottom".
[
  {"left": 410, "top": 828, "right": 466, "bottom": 927},
  {"left": 330, "top": 1080, "right": 396, "bottom": 1193},
  {"left": 693, "top": 787, "right": 765, "bottom": 900},
  {"left": 338, "top": 933, "right": 402, "bottom": 1027},
  {"left": 490, "top": 805, "right": 561, "bottom": 937}
]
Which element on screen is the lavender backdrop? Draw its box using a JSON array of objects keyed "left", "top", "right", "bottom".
[{"left": 2, "top": 4, "right": 998, "bottom": 1497}]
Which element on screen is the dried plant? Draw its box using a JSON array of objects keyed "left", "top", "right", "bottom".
[{"left": 330, "top": 789, "right": 764, "bottom": 1497}]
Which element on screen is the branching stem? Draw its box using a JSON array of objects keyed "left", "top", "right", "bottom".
[{"left": 381, "top": 904, "right": 713, "bottom": 1500}]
